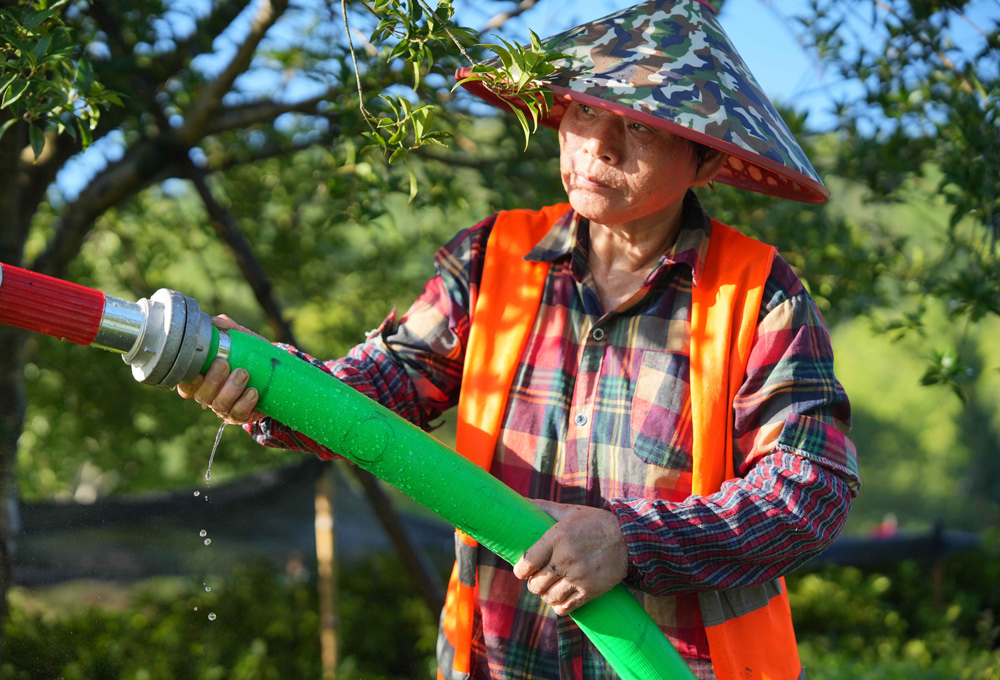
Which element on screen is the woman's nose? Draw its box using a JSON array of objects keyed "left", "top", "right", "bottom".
[{"left": 581, "top": 116, "right": 623, "bottom": 165}]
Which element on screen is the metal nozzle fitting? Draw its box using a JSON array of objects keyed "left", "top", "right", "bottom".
[{"left": 117, "top": 289, "right": 214, "bottom": 387}]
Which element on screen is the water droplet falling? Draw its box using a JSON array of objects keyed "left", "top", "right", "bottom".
[
  {"left": 208, "top": 612, "right": 217, "bottom": 621},
  {"left": 204, "top": 538, "right": 212, "bottom": 546},
  {"left": 205, "top": 585, "right": 211, "bottom": 592},
  {"left": 193, "top": 490, "right": 200, "bottom": 497},
  {"left": 194, "top": 607, "right": 199, "bottom": 611},
  {"left": 199, "top": 530, "right": 207, "bottom": 537},
  {"left": 205, "top": 421, "right": 227, "bottom": 485}
]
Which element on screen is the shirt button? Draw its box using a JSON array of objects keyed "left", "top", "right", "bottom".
[
  {"left": 574, "top": 413, "right": 588, "bottom": 426},
  {"left": 592, "top": 327, "right": 606, "bottom": 341}
]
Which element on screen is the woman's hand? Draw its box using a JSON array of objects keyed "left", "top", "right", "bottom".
[
  {"left": 177, "top": 315, "right": 262, "bottom": 425},
  {"left": 512, "top": 500, "right": 629, "bottom": 616}
]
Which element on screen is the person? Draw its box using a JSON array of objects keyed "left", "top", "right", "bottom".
[{"left": 179, "top": 1, "right": 861, "bottom": 678}]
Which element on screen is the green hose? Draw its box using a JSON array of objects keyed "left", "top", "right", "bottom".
[{"left": 218, "top": 329, "right": 695, "bottom": 680}]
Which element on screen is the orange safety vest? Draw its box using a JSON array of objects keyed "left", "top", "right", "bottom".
[{"left": 438, "top": 205, "right": 803, "bottom": 680}]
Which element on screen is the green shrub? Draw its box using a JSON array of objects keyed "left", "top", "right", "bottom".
[
  {"left": 3, "top": 556, "right": 436, "bottom": 680},
  {"left": 789, "top": 532, "right": 1000, "bottom": 679}
]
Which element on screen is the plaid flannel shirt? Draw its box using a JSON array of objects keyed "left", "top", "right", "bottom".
[{"left": 249, "top": 192, "right": 861, "bottom": 679}]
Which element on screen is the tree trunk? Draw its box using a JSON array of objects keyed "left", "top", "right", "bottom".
[
  {"left": 315, "top": 463, "right": 339, "bottom": 678},
  {"left": 0, "top": 326, "right": 26, "bottom": 656},
  {"left": 0, "top": 113, "right": 28, "bottom": 658}
]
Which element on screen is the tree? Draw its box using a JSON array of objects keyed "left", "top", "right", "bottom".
[
  {"left": 792, "top": 0, "right": 999, "bottom": 397},
  {"left": 0, "top": 0, "right": 569, "bottom": 654}
]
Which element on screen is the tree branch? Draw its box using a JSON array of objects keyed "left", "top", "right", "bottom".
[
  {"left": 482, "top": 0, "right": 542, "bottom": 32},
  {"left": 203, "top": 89, "right": 345, "bottom": 136},
  {"left": 30, "top": 138, "right": 187, "bottom": 278},
  {"left": 177, "top": 0, "right": 291, "bottom": 145},
  {"left": 185, "top": 160, "right": 297, "bottom": 343},
  {"left": 204, "top": 128, "right": 342, "bottom": 174},
  {"left": 186, "top": 159, "right": 446, "bottom": 614}
]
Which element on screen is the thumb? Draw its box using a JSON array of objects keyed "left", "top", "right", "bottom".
[{"left": 530, "top": 498, "right": 575, "bottom": 522}]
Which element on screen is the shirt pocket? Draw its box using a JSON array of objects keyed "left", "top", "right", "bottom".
[{"left": 629, "top": 351, "right": 693, "bottom": 471}]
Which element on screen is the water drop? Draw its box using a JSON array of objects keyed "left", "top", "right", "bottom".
[
  {"left": 204, "top": 421, "right": 226, "bottom": 485},
  {"left": 208, "top": 612, "right": 217, "bottom": 621},
  {"left": 199, "top": 529, "right": 207, "bottom": 538},
  {"left": 194, "top": 607, "right": 199, "bottom": 611},
  {"left": 204, "top": 538, "right": 212, "bottom": 546},
  {"left": 205, "top": 585, "right": 211, "bottom": 592},
  {"left": 193, "top": 490, "right": 200, "bottom": 497}
]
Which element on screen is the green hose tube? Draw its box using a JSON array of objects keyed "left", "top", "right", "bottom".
[{"left": 216, "top": 329, "right": 696, "bottom": 680}]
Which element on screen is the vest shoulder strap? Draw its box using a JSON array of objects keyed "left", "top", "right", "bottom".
[
  {"left": 455, "top": 204, "right": 567, "bottom": 471},
  {"left": 690, "top": 220, "right": 776, "bottom": 496}
]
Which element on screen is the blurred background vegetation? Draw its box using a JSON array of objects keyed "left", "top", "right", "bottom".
[{"left": 1, "top": 0, "right": 998, "bottom": 676}]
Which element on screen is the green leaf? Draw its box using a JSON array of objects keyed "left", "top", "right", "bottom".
[
  {"left": 2, "top": 79, "right": 29, "bottom": 108},
  {"left": 34, "top": 33, "right": 53, "bottom": 62},
  {"left": 28, "top": 123, "right": 44, "bottom": 160},
  {"left": 529, "top": 30, "right": 542, "bottom": 52},
  {"left": 75, "top": 114, "right": 91, "bottom": 148},
  {"left": 405, "top": 158, "right": 417, "bottom": 202},
  {"left": 24, "top": 8, "right": 57, "bottom": 31},
  {"left": 76, "top": 56, "right": 94, "bottom": 93},
  {"left": 388, "top": 147, "right": 406, "bottom": 165},
  {"left": 0, "top": 73, "right": 18, "bottom": 97},
  {"left": 0, "top": 118, "right": 16, "bottom": 143}
]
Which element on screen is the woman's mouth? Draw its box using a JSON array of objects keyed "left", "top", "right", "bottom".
[{"left": 574, "top": 173, "right": 614, "bottom": 189}]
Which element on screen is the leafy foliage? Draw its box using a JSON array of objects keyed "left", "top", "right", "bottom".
[
  {"left": 789, "top": 534, "right": 1000, "bottom": 679},
  {"left": 4, "top": 543, "right": 1000, "bottom": 679},
  {"left": 2, "top": 556, "right": 437, "bottom": 680},
  {"left": 795, "top": 0, "right": 1000, "bottom": 395},
  {"left": 0, "top": 0, "right": 121, "bottom": 157},
  {"left": 454, "top": 30, "right": 569, "bottom": 150}
]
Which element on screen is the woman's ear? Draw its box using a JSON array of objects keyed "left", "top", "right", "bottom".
[{"left": 692, "top": 147, "right": 728, "bottom": 187}]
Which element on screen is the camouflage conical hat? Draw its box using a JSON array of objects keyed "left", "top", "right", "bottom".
[{"left": 457, "top": 0, "right": 829, "bottom": 203}]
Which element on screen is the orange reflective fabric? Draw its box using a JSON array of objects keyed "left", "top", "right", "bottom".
[
  {"left": 441, "top": 204, "right": 567, "bottom": 678},
  {"left": 443, "top": 208, "right": 802, "bottom": 679},
  {"left": 440, "top": 531, "right": 481, "bottom": 678},
  {"left": 690, "top": 220, "right": 801, "bottom": 680}
]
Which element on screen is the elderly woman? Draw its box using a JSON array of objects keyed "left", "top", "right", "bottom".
[{"left": 181, "top": 1, "right": 860, "bottom": 678}]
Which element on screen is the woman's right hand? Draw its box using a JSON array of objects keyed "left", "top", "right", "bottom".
[{"left": 177, "top": 315, "right": 262, "bottom": 425}]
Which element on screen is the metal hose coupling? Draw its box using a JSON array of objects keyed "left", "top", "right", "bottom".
[
  {"left": 0, "top": 263, "right": 214, "bottom": 388},
  {"left": 103, "top": 290, "right": 215, "bottom": 387}
]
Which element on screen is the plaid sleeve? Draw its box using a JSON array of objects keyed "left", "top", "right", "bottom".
[
  {"left": 606, "top": 255, "right": 859, "bottom": 595},
  {"left": 245, "top": 215, "right": 496, "bottom": 457},
  {"left": 608, "top": 451, "right": 852, "bottom": 595},
  {"left": 734, "top": 255, "right": 860, "bottom": 493}
]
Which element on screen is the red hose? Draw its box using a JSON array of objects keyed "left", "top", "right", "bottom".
[{"left": 0, "top": 263, "right": 105, "bottom": 345}]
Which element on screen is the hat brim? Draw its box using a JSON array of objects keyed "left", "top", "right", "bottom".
[{"left": 456, "top": 68, "right": 830, "bottom": 204}]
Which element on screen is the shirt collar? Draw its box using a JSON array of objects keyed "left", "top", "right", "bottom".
[{"left": 523, "top": 191, "right": 713, "bottom": 286}]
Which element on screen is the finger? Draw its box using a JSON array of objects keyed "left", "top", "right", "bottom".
[
  {"left": 513, "top": 537, "right": 554, "bottom": 580},
  {"left": 211, "top": 367, "right": 250, "bottom": 416},
  {"left": 193, "top": 359, "right": 230, "bottom": 406},
  {"left": 212, "top": 314, "right": 241, "bottom": 331},
  {"left": 551, "top": 591, "right": 587, "bottom": 617},
  {"left": 177, "top": 376, "right": 203, "bottom": 399},
  {"left": 212, "top": 314, "right": 265, "bottom": 340},
  {"left": 541, "top": 579, "right": 578, "bottom": 608},
  {"left": 526, "top": 568, "right": 562, "bottom": 596},
  {"left": 531, "top": 498, "right": 576, "bottom": 522},
  {"left": 227, "top": 387, "right": 259, "bottom": 423}
]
